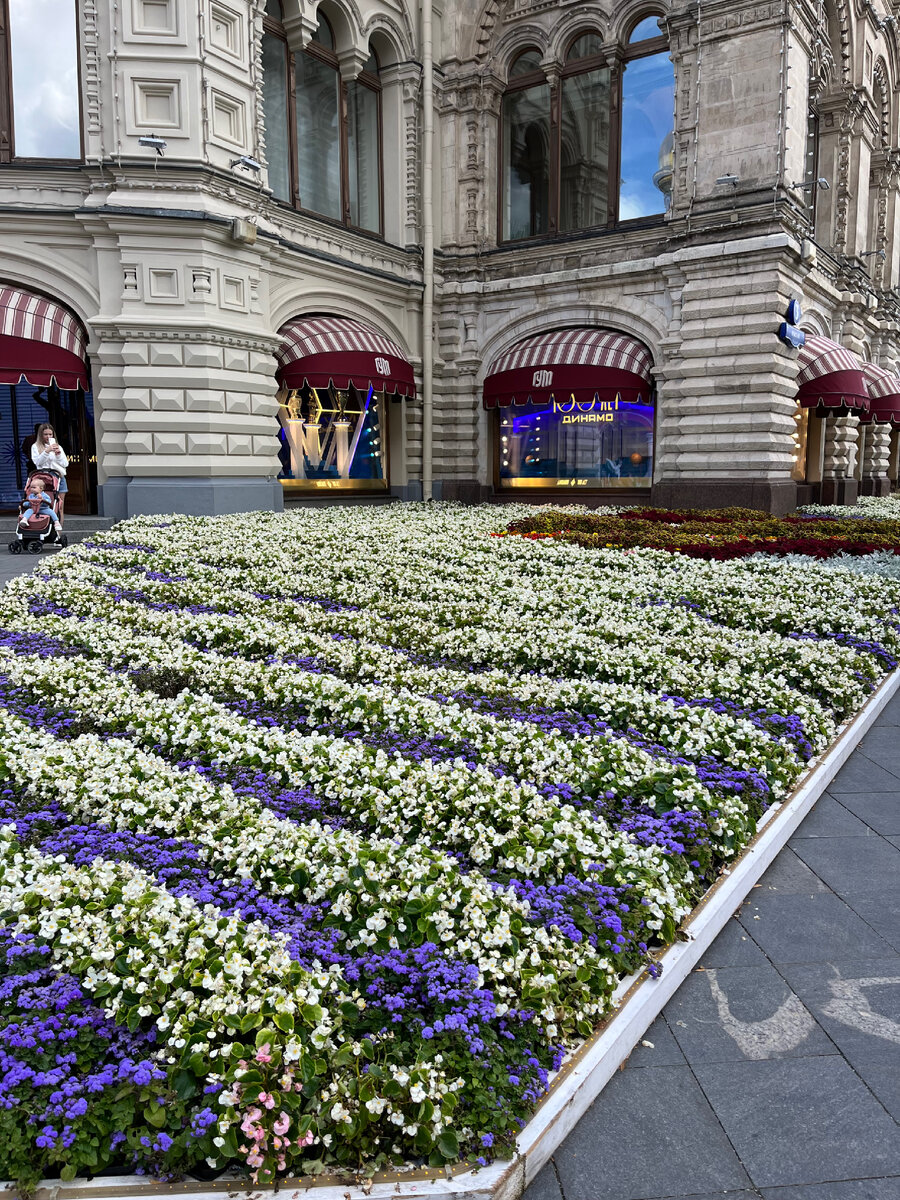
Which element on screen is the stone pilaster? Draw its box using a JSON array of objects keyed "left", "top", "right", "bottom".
[
  {"left": 860, "top": 421, "right": 892, "bottom": 496},
  {"left": 819, "top": 413, "right": 859, "bottom": 505}
]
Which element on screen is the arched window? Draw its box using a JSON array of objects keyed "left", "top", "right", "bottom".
[
  {"left": 261, "top": 7, "right": 383, "bottom": 234},
  {"left": 499, "top": 15, "right": 673, "bottom": 241},
  {"left": 1, "top": 0, "right": 81, "bottom": 162}
]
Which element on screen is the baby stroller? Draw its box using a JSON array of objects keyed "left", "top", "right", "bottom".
[{"left": 9, "top": 470, "right": 68, "bottom": 555}]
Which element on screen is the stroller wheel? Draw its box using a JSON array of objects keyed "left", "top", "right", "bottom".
[
  {"left": 27, "top": 541, "right": 42, "bottom": 555},
  {"left": 8, "top": 542, "right": 18, "bottom": 554}
]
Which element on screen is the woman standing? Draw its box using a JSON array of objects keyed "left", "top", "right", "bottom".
[{"left": 31, "top": 423, "right": 69, "bottom": 525}]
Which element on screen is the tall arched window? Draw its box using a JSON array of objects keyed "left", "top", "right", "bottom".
[
  {"left": 1, "top": 0, "right": 81, "bottom": 162},
  {"left": 261, "top": 5, "right": 383, "bottom": 234},
  {"left": 499, "top": 14, "right": 673, "bottom": 241}
]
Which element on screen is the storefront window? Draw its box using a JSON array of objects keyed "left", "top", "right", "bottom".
[
  {"left": 497, "top": 397, "right": 654, "bottom": 490},
  {"left": 261, "top": 10, "right": 383, "bottom": 234},
  {"left": 499, "top": 14, "right": 673, "bottom": 241},
  {"left": 277, "top": 385, "right": 388, "bottom": 491},
  {"left": 2, "top": 0, "right": 81, "bottom": 162}
]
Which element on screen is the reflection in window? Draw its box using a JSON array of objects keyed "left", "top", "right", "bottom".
[
  {"left": 567, "top": 34, "right": 604, "bottom": 61},
  {"left": 501, "top": 83, "right": 551, "bottom": 241},
  {"left": 629, "top": 16, "right": 663, "bottom": 42},
  {"left": 296, "top": 51, "right": 342, "bottom": 221},
  {"left": 261, "top": 8, "right": 383, "bottom": 233},
  {"left": 261, "top": 33, "right": 291, "bottom": 202},
  {"left": 509, "top": 49, "right": 543, "bottom": 78},
  {"left": 620, "top": 51, "right": 674, "bottom": 219},
  {"left": 560, "top": 68, "right": 610, "bottom": 232},
  {"left": 278, "top": 385, "right": 388, "bottom": 489},
  {"left": 7, "top": 0, "right": 80, "bottom": 159},
  {"left": 498, "top": 398, "right": 654, "bottom": 489}
]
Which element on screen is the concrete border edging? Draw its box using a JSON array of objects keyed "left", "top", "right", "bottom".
[{"left": 13, "top": 670, "right": 900, "bottom": 1200}]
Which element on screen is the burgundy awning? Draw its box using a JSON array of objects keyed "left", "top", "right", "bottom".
[
  {"left": 860, "top": 362, "right": 900, "bottom": 426},
  {"left": 276, "top": 315, "right": 416, "bottom": 398},
  {"left": 0, "top": 286, "right": 89, "bottom": 391},
  {"left": 483, "top": 328, "right": 653, "bottom": 409},
  {"left": 797, "top": 335, "right": 868, "bottom": 413}
]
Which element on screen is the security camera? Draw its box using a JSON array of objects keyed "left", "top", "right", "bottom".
[
  {"left": 715, "top": 174, "right": 740, "bottom": 188},
  {"left": 791, "top": 177, "right": 830, "bottom": 191},
  {"left": 138, "top": 135, "right": 167, "bottom": 155},
  {"left": 230, "top": 156, "right": 262, "bottom": 172}
]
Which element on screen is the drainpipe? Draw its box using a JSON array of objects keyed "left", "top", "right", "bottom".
[{"left": 421, "top": 0, "right": 434, "bottom": 500}]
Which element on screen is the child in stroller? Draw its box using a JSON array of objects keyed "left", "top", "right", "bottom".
[{"left": 9, "top": 471, "right": 68, "bottom": 555}]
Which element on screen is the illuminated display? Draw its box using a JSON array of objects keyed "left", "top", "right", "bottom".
[
  {"left": 498, "top": 394, "right": 653, "bottom": 489},
  {"left": 277, "top": 383, "right": 388, "bottom": 490}
]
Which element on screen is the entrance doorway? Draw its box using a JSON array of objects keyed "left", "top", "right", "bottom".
[{"left": 0, "top": 381, "right": 97, "bottom": 513}]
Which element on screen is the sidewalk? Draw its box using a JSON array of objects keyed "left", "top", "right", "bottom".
[{"left": 525, "top": 693, "right": 900, "bottom": 1200}]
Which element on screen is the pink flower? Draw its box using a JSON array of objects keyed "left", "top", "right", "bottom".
[
  {"left": 246, "top": 1151, "right": 265, "bottom": 1169},
  {"left": 255, "top": 1043, "right": 273, "bottom": 1064},
  {"left": 274, "top": 1112, "right": 290, "bottom": 1136},
  {"left": 297, "top": 1129, "right": 315, "bottom": 1148},
  {"left": 240, "top": 1107, "right": 263, "bottom": 1136},
  {"left": 258, "top": 1091, "right": 276, "bottom": 1110}
]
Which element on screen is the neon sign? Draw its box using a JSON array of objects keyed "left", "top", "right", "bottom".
[{"left": 552, "top": 394, "right": 620, "bottom": 424}]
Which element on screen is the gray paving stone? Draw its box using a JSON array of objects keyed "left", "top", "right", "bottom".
[
  {"left": 790, "top": 835, "right": 900, "bottom": 901},
  {"left": 522, "top": 1161, "right": 563, "bottom": 1200},
  {"left": 889, "top": 835, "right": 900, "bottom": 849},
  {"left": 831, "top": 791, "right": 900, "bottom": 837},
  {"left": 552, "top": 1065, "right": 752, "bottom": 1200},
  {"left": 762, "top": 1181, "right": 900, "bottom": 1200},
  {"left": 624, "top": 1014, "right": 687, "bottom": 1069},
  {"left": 828, "top": 753, "right": 900, "bottom": 794},
  {"left": 874, "top": 690, "right": 900, "bottom": 725},
  {"left": 778, "top": 956, "right": 900, "bottom": 1086},
  {"left": 840, "top": 890, "right": 900, "bottom": 953},
  {"left": 790, "top": 796, "right": 873, "bottom": 840},
  {"left": 858, "top": 724, "right": 900, "bottom": 755},
  {"left": 757, "top": 847, "right": 829, "bottom": 894},
  {"left": 693, "top": 1056, "right": 900, "bottom": 1188},
  {"left": 699, "top": 916, "right": 771, "bottom": 968},
  {"left": 664, "top": 964, "right": 836, "bottom": 1065},
  {"left": 737, "top": 892, "right": 895, "bottom": 963}
]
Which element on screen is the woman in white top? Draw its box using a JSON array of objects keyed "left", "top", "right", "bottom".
[{"left": 31, "top": 423, "right": 70, "bottom": 525}]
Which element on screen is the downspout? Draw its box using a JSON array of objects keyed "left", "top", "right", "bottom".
[{"left": 421, "top": 0, "right": 434, "bottom": 500}]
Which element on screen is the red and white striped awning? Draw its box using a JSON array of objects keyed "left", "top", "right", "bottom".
[
  {"left": 860, "top": 361, "right": 900, "bottom": 425},
  {"left": 483, "top": 328, "right": 653, "bottom": 409},
  {"left": 797, "top": 335, "right": 868, "bottom": 413},
  {"left": 276, "top": 315, "right": 416, "bottom": 398},
  {"left": 0, "top": 286, "right": 89, "bottom": 391}
]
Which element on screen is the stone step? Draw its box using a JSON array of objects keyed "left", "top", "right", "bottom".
[
  {"left": 62, "top": 515, "right": 116, "bottom": 532},
  {"left": 283, "top": 496, "right": 397, "bottom": 508}
]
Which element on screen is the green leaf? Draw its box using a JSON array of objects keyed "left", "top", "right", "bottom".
[
  {"left": 174, "top": 1070, "right": 198, "bottom": 1101},
  {"left": 60, "top": 1165, "right": 77, "bottom": 1182},
  {"left": 273, "top": 1012, "right": 294, "bottom": 1033},
  {"left": 437, "top": 1130, "right": 459, "bottom": 1160},
  {"left": 333, "top": 1042, "right": 355, "bottom": 1066},
  {"left": 143, "top": 1104, "right": 167, "bottom": 1129}
]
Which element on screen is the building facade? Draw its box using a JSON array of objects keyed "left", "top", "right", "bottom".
[{"left": 1, "top": 0, "right": 899, "bottom": 517}]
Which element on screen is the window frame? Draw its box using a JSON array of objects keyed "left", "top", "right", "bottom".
[
  {"left": 263, "top": 7, "right": 384, "bottom": 237},
  {"left": 497, "top": 16, "right": 670, "bottom": 245},
  {"left": 0, "top": 0, "right": 84, "bottom": 165}
]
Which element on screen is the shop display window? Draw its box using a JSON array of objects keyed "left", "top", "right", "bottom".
[
  {"left": 277, "top": 384, "right": 388, "bottom": 492},
  {"left": 1, "top": 0, "right": 81, "bottom": 162},
  {"left": 497, "top": 396, "right": 654, "bottom": 490}
]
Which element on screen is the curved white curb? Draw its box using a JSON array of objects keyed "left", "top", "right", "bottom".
[{"left": 12, "top": 669, "right": 900, "bottom": 1200}]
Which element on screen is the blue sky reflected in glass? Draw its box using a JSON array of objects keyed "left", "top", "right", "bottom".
[
  {"left": 619, "top": 51, "right": 673, "bottom": 220},
  {"left": 9, "top": 0, "right": 80, "bottom": 158}
]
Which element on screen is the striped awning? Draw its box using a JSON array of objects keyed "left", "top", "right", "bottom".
[
  {"left": 0, "top": 285, "right": 89, "bottom": 390},
  {"left": 483, "top": 328, "right": 653, "bottom": 409},
  {"left": 276, "top": 315, "right": 416, "bottom": 398},
  {"left": 861, "top": 362, "right": 900, "bottom": 425},
  {"left": 797, "top": 335, "right": 868, "bottom": 413}
]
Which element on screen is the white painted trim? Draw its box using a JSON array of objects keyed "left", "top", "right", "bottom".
[{"left": 17, "top": 670, "right": 900, "bottom": 1200}]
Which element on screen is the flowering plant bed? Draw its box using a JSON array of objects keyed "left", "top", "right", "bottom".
[
  {"left": 1, "top": 505, "right": 899, "bottom": 1193},
  {"left": 800, "top": 494, "right": 900, "bottom": 520},
  {"left": 499, "top": 505, "right": 900, "bottom": 560}
]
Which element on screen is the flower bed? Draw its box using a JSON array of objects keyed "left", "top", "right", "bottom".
[
  {"left": 1, "top": 504, "right": 899, "bottom": 1191},
  {"left": 800, "top": 494, "right": 900, "bottom": 520},
  {"left": 499, "top": 506, "right": 900, "bottom": 560}
]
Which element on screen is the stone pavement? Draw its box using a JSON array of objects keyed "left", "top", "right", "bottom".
[{"left": 525, "top": 692, "right": 900, "bottom": 1200}]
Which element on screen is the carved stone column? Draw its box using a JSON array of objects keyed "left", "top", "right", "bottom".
[
  {"left": 860, "top": 421, "right": 892, "bottom": 496},
  {"left": 820, "top": 413, "right": 859, "bottom": 505}
]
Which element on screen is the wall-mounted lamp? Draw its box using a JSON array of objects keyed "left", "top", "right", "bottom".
[
  {"left": 714, "top": 174, "right": 740, "bottom": 188},
  {"left": 138, "top": 135, "right": 167, "bottom": 156},
  {"left": 861, "top": 249, "right": 888, "bottom": 261},
  {"left": 791, "top": 177, "right": 830, "bottom": 191},
  {"left": 230, "top": 155, "right": 262, "bottom": 173}
]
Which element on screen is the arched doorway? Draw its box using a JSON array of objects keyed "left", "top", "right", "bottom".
[
  {"left": 0, "top": 286, "right": 97, "bottom": 513},
  {"left": 274, "top": 314, "right": 415, "bottom": 494}
]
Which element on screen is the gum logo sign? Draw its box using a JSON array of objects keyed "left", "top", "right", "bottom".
[
  {"left": 533, "top": 370, "right": 553, "bottom": 388},
  {"left": 375, "top": 357, "right": 390, "bottom": 375}
]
